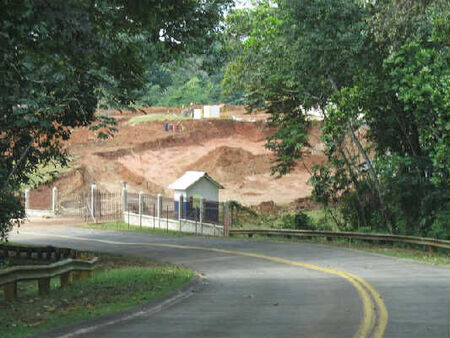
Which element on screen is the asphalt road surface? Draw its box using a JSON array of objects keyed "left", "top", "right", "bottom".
[{"left": 9, "top": 218, "right": 449, "bottom": 338}]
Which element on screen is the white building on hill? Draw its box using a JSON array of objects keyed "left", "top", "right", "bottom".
[
  {"left": 168, "top": 171, "right": 223, "bottom": 202},
  {"left": 168, "top": 171, "right": 224, "bottom": 220}
]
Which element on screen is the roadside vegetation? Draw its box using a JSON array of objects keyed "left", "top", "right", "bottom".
[
  {"left": 2, "top": 0, "right": 446, "bottom": 246},
  {"left": 22, "top": 157, "right": 77, "bottom": 190},
  {"left": 0, "top": 253, "right": 193, "bottom": 338},
  {"left": 224, "top": 0, "right": 449, "bottom": 240},
  {"left": 231, "top": 232, "right": 450, "bottom": 265},
  {"left": 0, "top": 0, "right": 232, "bottom": 241},
  {"left": 229, "top": 201, "right": 340, "bottom": 232},
  {"left": 229, "top": 201, "right": 449, "bottom": 265}
]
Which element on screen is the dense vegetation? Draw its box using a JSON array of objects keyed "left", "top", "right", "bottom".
[
  {"left": 1, "top": 0, "right": 447, "bottom": 240},
  {"left": 132, "top": 47, "right": 242, "bottom": 107},
  {"left": 0, "top": 0, "right": 232, "bottom": 240},
  {"left": 223, "top": 0, "right": 449, "bottom": 238}
]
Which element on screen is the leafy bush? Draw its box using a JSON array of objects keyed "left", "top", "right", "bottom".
[{"left": 294, "top": 213, "right": 312, "bottom": 230}]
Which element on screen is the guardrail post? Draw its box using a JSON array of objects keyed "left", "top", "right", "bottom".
[
  {"left": 4, "top": 282, "right": 17, "bottom": 301},
  {"left": 157, "top": 194, "right": 162, "bottom": 228},
  {"left": 38, "top": 277, "right": 50, "bottom": 295},
  {"left": 52, "top": 186, "right": 58, "bottom": 215},
  {"left": 138, "top": 191, "right": 143, "bottom": 228}
]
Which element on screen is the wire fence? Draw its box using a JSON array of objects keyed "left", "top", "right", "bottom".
[
  {"left": 142, "top": 194, "right": 157, "bottom": 216},
  {"left": 184, "top": 197, "right": 225, "bottom": 225},
  {"left": 23, "top": 186, "right": 231, "bottom": 230},
  {"left": 127, "top": 192, "right": 140, "bottom": 214},
  {"left": 162, "top": 196, "right": 177, "bottom": 221}
]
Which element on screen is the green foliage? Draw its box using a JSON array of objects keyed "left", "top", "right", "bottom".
[
  {"left": 224, "top": 0, "right": 449, "bottom": 238},
  {"left": 0, "top": 0, "right": 231, "bottom": 240},
  {"left": 134, "top": 43, "right": 242, "bottom": 107},
  {"left": 0, "top": 254, "right": 193, "bottom": 337},
  {"left": 22, "top": 157, "right": 76, "bottom": 189},
  {"left": 272, "top": 212, "right": 313, "bottom": 230}
]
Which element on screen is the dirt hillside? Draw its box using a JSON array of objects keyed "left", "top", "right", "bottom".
[{"left": 31, "top": 107, "right": 326, "bottom": 206}]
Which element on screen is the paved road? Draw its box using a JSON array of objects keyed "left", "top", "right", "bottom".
[{"left": 10, "top": 219, "right": 449, "bottom": 338}]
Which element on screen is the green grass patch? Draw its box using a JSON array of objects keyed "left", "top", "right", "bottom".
[
  {"left": 127, "top": 113, "right": 191, "bottom": 125},
  {"left": 0, "top": 253, "right": 193, "bottom": 337},
  {"left": 81, "top": 221, "right": 196, "bottom": 237}
]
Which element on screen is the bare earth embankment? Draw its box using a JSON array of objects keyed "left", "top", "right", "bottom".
[{"left": 31, "top": 107, "right": 326, "bottom": 207}]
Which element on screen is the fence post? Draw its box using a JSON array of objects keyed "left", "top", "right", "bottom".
[
  {"left": 24, "top": 188, "right": 30, "bottom": 213},
  {"left": 52, "top": 186, "right": 58, "bottom": 215},
  {"left": 178, "top": 195, "right": 183, "bottom": 232},
  {"left": 91, "top": 182, "right": 97, "bottom": 222},
  {"left": 200, "top": 198, "right": 205, "bottom": 235},
  {"left": 121, "top": 182, "right": 127, "bottom": 218},
  {"left": 157, "top": 194, "right": 162, "bottom": 228},
  {"left": 138, "top": 191, "right": 143, "bottom": 228},
  {"left": 224, "top": 201, "right": 230, "bottom": 237},
  {"left": 166, "top": 205, "right": 169, "bottom": 232}
]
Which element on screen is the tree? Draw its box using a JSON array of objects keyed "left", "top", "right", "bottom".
[
  {"left": 223, "top": 0, "right": 449, "bottom": 237},
  {"left": 133, "top": 46, "right": 240, "bottom": 107},
  {"left": 0, "top": 0, "right": 232, "bottom": 240}
]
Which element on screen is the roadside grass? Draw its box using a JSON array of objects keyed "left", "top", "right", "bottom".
[
  {"left": 230, "top": 233, "right": 450, "bottom": 265},
  {"left": 81, "top": 221, "right": 196, "bottom": 237},
  {"left": 127, "top": 113, "right": 191, "bottom": 125},
  {"left": 302, "top": 209, "right": 340, "bottom": 231},
  {"left": 0, "top": 253, "right": 193, "bottom": 338}
]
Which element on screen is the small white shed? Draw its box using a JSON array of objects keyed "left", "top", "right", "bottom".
[
  {"left": 168, "top": 171, "right": 223, "bottom": 202},
  {"left": 168, "top": 171, "right": 224, "bottom": 220}
]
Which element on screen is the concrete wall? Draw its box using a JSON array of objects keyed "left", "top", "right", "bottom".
[
  {"left": 25, "top": 209, "right": 56, "bottom": 217},
  {"left": 123, "top": 211, "right": 224, "bottom": 236}
]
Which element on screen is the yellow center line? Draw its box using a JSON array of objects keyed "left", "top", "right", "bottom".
[{"left": 20, "top": 232, "right": 388, "bottom": 337}]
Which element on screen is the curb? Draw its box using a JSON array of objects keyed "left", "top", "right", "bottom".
[{"left": 38, "top": 273, "right": 206, "bottom": 338}]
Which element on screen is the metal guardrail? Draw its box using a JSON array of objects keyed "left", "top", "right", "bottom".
[
  {"left": 0, "top": 245, "right": 98, "bottom": 302},
  {"left": 0, "top": 257, "right": 98, "bottom": 287},
  {"left": 1, "top": 244, "right": 79, "bottom": 261},
  {"left": 229, "top": 229, "right": 450, "bottom": 251}
]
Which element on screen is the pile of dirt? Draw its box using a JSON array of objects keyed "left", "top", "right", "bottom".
[
  {"left": 95, "top": 120, "right": 272, "bottom": 160},
  {"left": 288, "top": 197, "right": 321, "bottom": 211},
  {"left": 28, "top": 107, "right": 328, "bottom": 206},
  {"left": 27, "top": 166, "right": 91, "bottom": 208},
  {"left": 253, "top": 201, "right": 282, "bottom": 216},
  {"left": 185, "top": 146, "right": 272, "bottom": 182},
  {"left": 117, "top": 164, "right": 165, "bottom": 195}
]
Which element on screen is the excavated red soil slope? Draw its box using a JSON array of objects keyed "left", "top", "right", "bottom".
[{"left": 30, "top": 108, "right": 326, "bottom": 206}]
